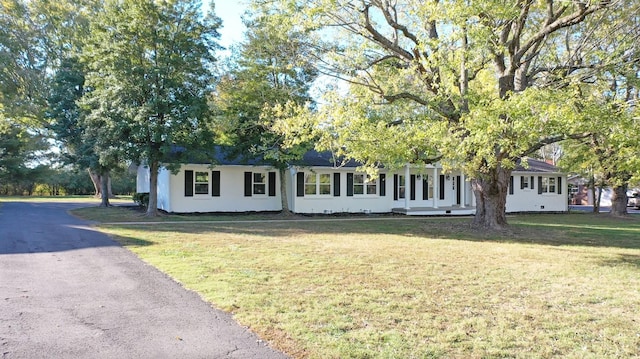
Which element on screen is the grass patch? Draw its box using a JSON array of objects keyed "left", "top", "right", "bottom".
[{"left": 77, "top": 210, "right": 640, "bottom": 358}]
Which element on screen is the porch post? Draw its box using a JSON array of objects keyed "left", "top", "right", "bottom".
[
  {"left": 404, "top": 164, "right": 411, "bottom": 210},
  {"left": 433, "top": 167, "right": 439, "bottom": 209},
  {"left": 460, "top": 172, "right": 466, "bottom": 208}
]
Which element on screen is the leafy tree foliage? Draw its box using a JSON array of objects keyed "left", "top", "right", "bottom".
[
  {"left": 265, "top": 0, "right": 639, "bottom": 228},
  {"left": 213, "top": 6, "right": 318, "bottom": 212},
  {"left": 81, "top": 0, "right": 221, "bottom": 215},
  {"left": 0, "top": 117, "right": 49, "bottom": 194}
]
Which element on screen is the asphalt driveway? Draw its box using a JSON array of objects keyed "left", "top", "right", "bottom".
[{"left": 0, "top": 200, "right": 288, "bottom": 359}]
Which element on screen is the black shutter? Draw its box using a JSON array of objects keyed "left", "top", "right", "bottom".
[
  {"left": 379, "top": 174, "right": 386, "bottom": 196},
  {"left": 296, "top": 172, "right": 305, "bottom": 197},
  {"left": 184, "top": 170, "right": 194, "bottom": 197},
  {"left": 346, "top": 173, "right": 354, "bottom": 197},
  {"left": 211, "top": 171, "right": 220, "bottom": 197},
  {"left": 333, "top": 173, "right": 341, "bottom": 196},
  {"left": 538, "top": 176, "right": 543, "bottom": 194},
  {"left": 244, "top": 172, "right": 252, "bottom": 197},
  {"left": 439, "top": 175, "right": 445, "bottom": 200},
  {"left": 268, "top": 172, "right": 276, "bottom": 196},
  {"left": 530, "top": 176, "right": 535, "bottom": 190},
  {"left": 509, "top": 176, "right": 514, "bottom": 195},
  {"left": 410, "top": 174, "right": 416, "bottom": 200},
  {"left": 393, "top": 174, "right": 398, "bottom": 200},
  {"left": 557, "top": 177, "right": 562, "bottom": 194},
  {"left": 456, "top": 176, "right": 462, "bottom": 205},
  {"left": 520, "top": 176, "right": 525, "bottom": 189},
  {"left": 422, "top": 176, "right": 429, "bottom": 200}
]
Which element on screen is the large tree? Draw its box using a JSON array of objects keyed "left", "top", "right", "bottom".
[
  {"left": 213, "top": 6, "right": 318, "bottom": 213},
  {"left": 267, "top": 0, "right": 639, "bottom": 228},
  {"left": 0, "top": 0, "right": 49, "bottom": 127},
  {"left": 81, "top": 0, "right": 221, "bottom": 215}
]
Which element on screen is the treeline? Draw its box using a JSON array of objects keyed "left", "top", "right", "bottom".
[{"left": 0, "top": 167, "right": 134, "bottom": 196}]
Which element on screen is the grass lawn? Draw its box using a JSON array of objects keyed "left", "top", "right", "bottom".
[{"left": 72, "top": 206, "right": 640, "bottom": 358}]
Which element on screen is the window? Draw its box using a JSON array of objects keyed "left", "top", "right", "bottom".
[
  {"left": 353, "top": 174, "right": 377, "bottom": 195},
  {"left": 245, "top": 171, "right": 276, "bottom": 197},
  {"left": 253, "top": 173, "right": 266, "bottom": 195},
  {"left": 304, "top": 173, "right": 331, "bottom": 195},
  {"left": 522, "top": 176, "right": 530, "bottom": 189},
  {"left": 319, "top": 174, "right": 331, "bottom": 194},
  {"left": 304, "top": 173, "right": 317, "bottom": 195},
  {"left": 398, "top": 175, "right": 406, "bottom": 199},
  {"left": 422, "top": 176, "right": 433, "bottom": 200},
  {"left": 542, "top": 177, "right": 556, "bottom": 193},
  {"left": 194, "top": 171, "right": 209, "bottom": 194}
]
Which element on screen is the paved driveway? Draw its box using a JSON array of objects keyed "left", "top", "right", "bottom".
[{"left": 0, "top": 201, "right": 288, "bottom": 359}]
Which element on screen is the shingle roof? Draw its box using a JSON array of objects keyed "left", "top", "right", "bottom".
[
  {"left": 177, "top": 146, "right": 561, "bottom": 174},
  {"left": 293, "top": 149, "right": 361, "bottom": 168},
  {"left": 514, "top": 158, "right": 560, "bottom": 173}
]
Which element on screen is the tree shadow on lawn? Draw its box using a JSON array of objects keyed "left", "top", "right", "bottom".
[
  {"left": 432, "top": 213, "right": 640, "bottom": 250},
  {"left": 103, "top": 213, "right": 640, "bottom": 251},
  {"left": 598, "top": 253, "right": 640, "bottom": 268}
]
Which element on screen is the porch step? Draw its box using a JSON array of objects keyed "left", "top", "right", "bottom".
[{"left": 392, "top": 206, "right": 476, "bottom": 216}]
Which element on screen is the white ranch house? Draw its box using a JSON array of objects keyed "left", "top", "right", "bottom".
[{"left": 136, "top": 150, "right": 568, "bottom": 215}]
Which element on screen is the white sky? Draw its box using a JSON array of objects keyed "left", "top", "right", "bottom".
[{"left": 209, "top": 0, "right": 248, "bottom": 50}]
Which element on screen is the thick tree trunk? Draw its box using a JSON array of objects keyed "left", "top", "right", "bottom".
[
  {"left": 89, "top": 168, "right": 114, "bottom": 198},
  {"left": 107, "top": 176, "right": 114, "bottom": 198},
  {"left": 471, "top": 166, "right": 511, "bottom": 230},
  {"left": 99, "top": 171, "right": 110, "bottom": 207},
  {"left": 145, "top": 161, "right": 159, "bottom": 217},
  {"left": 279, "top": 167, "right": 291, "bottom": 214},
  {"left": 610, "top": 184, "right": 628, "bottom": 217}
]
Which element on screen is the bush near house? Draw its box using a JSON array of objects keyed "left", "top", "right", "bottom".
[{"left": 132, "top": 192, "right": 149, "bottom": 208}]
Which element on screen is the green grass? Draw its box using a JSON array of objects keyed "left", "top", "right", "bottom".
[{"left": 72, "top": 207, "right": 640, "bottom": 358}]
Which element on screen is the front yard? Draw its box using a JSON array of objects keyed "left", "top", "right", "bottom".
[{"left": 73, "top": 207, "right": 640, "bottom": 358}]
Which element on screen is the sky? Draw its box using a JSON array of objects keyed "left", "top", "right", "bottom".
[{"left": 209, "top": 0, "right": 248, "bottom": 50}]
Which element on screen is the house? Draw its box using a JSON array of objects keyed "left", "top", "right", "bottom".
[{"left": 136, "top": 150, "right": 568, "bottom": 215}]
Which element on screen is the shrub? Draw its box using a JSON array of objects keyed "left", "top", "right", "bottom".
[{"left": 132, "top": 192, "right": 149, "bottom": 208}]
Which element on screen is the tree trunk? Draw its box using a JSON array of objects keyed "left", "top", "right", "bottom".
[
  {"left": 610, "top": 184, "right": 628, "bottom": 217},
  {"left": 88, "top": 169, "right": 101, "bottom": 197},
  {"left": 145, "top": 161, "right": 159, "bottom": 217},
  {"left": 107, "top": 175, "right": 114, "bottom": 198},
  {"left": 471, "top": 167, "right": 511, "bottom": 230},
  {"left": 89, "top": 168, "right": 114, "bottom": 198},
  {"left": 279, "top": 167, "right": 291, "bottom": 214},
  {"left": 99, "top": 171, "right": 110, "bottom": 207},
  {"left": 595, "top": 185, "right": 602, "bottom": 214}
]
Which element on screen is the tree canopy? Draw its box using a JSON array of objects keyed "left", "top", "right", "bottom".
[
  {"left": 80, "top": 0, "right": 221, "bottom": 214},
  {"left": 264, "top": 0, "right": 640, "bottom": 228}
]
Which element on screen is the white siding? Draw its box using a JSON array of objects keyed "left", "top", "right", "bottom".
[
  {"left": 163, "top": 165, "right": 282, "bottom": 213},
  {"left": 506, "top": 173, "right": 568, "bottom": 212},
  {"left": 136, "top": 165, "right": 150, "bottom": 193},
  {"left": 289, "top": 168, "right": 393, "bottom": 214}
]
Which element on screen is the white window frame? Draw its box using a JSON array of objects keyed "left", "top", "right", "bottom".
[
  {"left": 522, "top": 176, "right": 530, "bottom": 189},
  {"left": 194, "top": 171, "right": 209, "bottom": 195},
  {"left": 353, "top": 174, "right": 377, "bottom": 196},
  {"left": 398, "top": 175, "right": 406, "bottom": 199},
  {"left": 305, "top": 173, "right": 332, "bottom": 196},
  {"left": 542, "top": 177, "right": 556, "bottom": 194},
  {"left": 253, "top": 172, "right": 267, "bottom": 195}
]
